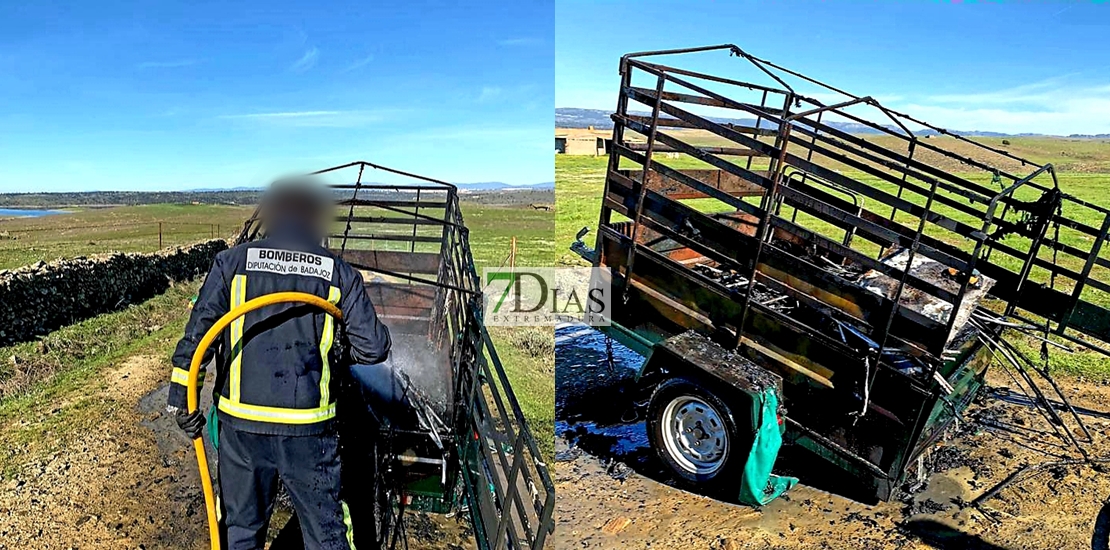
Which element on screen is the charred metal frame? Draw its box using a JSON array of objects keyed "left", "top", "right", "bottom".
[
  {"left": 238, "top": 161, "right": 554, "bottom": 549},
  {"left": 589, "top": 46, "right": 1110, "bottom": 499}
]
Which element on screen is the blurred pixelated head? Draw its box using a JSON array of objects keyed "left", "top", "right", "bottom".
[{"left": 260, "top": 176, "right": 333, "bottom": 241}]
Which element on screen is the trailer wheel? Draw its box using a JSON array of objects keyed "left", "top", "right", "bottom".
[{"left": 648, "top": 377, "right": 740, "bottom": 486}]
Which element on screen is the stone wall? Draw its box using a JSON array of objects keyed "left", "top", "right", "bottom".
[{"left": 0, "top": 240, "right": 228, "bottom": 347}]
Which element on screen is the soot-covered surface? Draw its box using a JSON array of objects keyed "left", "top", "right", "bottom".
[{"left": 554, "top": 324, "right": 1110, "bottom": 550}]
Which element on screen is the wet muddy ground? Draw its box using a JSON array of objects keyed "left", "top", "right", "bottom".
[
  {"left": 554, "top": 324, "right": 1110, "bottom": 550},
  {"left": 0, "top": 351, "right": 471, "bottom": 549}
]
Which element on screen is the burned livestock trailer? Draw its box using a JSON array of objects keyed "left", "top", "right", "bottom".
[
  {"left": 573, "top": 45, "right": 1110, "bottom": 501},
  {"left": 238, "top": 161, "right": 554, "bottom": 549}
]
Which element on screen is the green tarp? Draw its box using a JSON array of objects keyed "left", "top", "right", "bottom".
[{"left": 737, "top": 386, "right": 798, "bottom": 506}]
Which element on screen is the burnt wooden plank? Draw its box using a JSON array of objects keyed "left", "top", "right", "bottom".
[
  {"left": 334, "top": 249, "right": 441, "bottom": 275},
  {"left": 364, "top": 282, "right": 438, "bottom": 310},
  {"left": 621, "top": 169, "right": 765, "bottom": 200}
]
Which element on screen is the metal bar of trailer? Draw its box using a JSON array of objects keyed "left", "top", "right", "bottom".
[
  {"left": 330, "top": 233, "right": 443, "bottom": 244},
  {"left": 626, "top": 73, "right": 1101, "bottom": 288},
  {"left": 601, "top": 226, "right": 875, "bottom": 367},
  {"left": 593, "top": 64, "right": 633, "bottom": 239},
  {"left": 603, "top": 172, "right": 939, "bottom": 360},
  {"left": 628, "top": 53, "right": 1048, "bottom": 176},
  {"left": 627, "top": 83, "right": 997, "bottom": 216},
  {"left": 783, "top": 125, "right": 994, "bottom": 208},
  {"left": 622, "top": 113, "right": 778, "bottom": 136},
  {"left": 622, "top": 73, "right": 668, "bottom": 302},
  {"left": 629, "top": 59, "right": 790, "bottom": 96},
  {"left": 626, "top": 67, "right": 1043, "bottom": 209},
  {"left": 622, "top": 43, "right": 741, "bottom": 61},
  {"left": 615, "top": 118, "right": 973, "bottom": 274},
  {"left": 622, "top": 96, "right": 1079, "bottom": 284},
  {"left": 484, "top": 327, "right": 556, "bottom": 501},
  {"left": 493, "top": 432, "right": 528, "bottom": 550},
  {"left": 624, "top": 142, "right": 763, "bottom": 156},
  {"left": 876, "top": 176, "right": 942, "bottom": 366},
  {"left": 625, "top": 87, "right": 987, "bottom": 239},
  {"left": 484, "top": 329, "right": 555, "bottom": 547},
  {"left": 336, "top": 215, "right": 449, "bottom": 226},
  {"left": 784, "top": 96, "right": 874, "bottom": 122},
  {"left": 475, "top": 350, "right": 537, "bottom": 548},
  {"left": 469, "top": 389, "right": 526, "bottom": 550},
  {"left": 359, "top": 264, "right": 482, "bottom": 296},
  {"left": 748, "top": 89, "right": 770, "bottom": 172},
  {"left": 308, "top": 160, "right": 457, "bottom": 190},
  {"left": 783, "top": 170, "right": 862, "bottom": 248},
  {"left": 611, "top": 140, "right": 963, "bottom": 307},
  {"left": 634, "top": 52, "right": 1101, "bottom": 221},
  {"left": 784, "top": 113, "right": 1002, "bottom": 207},
  {"left": 1059, "top": 212, "right": 1110, "bottom": 332},
  {"left": 339, "top": 165, "right": 365, "bottom": 255},
  {"left": 618, "top": 148, "right": 960, "bottom": 314},
  {"left": 626, "top": 112, "right": 1110, "bottom": 300},
  {"left": 337, "top": 198, "right": 450, "bottom": 210},
  {"left": 614, "top": 121, "right": 1109, "bottom": 349},
  {"left": 411, "top": 188, "right": 421, "bottom": 254},
  {"left": 770, "top": 132, "right": 1110, "bottom": 289},
  {"left": 945, "top": 166, "right": 1052, "bottom": 345},
  {"left": 628, "top": 62, "right": 1110, "bottom": 236},
  {"left": 329, "top": 184, "right": 452, "bottom": 192},
  {"left": 737, "top": 92, "right": 795, "bottom": 345},
  {"left": 995, "top": 164, "right": 1058, "bottom": 317}
]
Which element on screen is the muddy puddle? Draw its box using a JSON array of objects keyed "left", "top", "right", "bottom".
[{"left": 555, "top": 324, "right": 1110, "bottom": 549}]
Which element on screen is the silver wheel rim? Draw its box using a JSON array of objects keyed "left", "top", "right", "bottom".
[{"left": 661, "top": 395, "right": 728, "bottom": 476}]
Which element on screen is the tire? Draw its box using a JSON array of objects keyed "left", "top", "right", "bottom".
[{"left": 648, "top": 377, "right": 743, "bottom": 488}]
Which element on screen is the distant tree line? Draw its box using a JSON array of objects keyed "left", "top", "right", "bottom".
[
  {"left": 0, "top": 188, "right": 554, "bottom": 208},
  {"left": 0, "top": 190, "right": 262, "bottom": 208}
]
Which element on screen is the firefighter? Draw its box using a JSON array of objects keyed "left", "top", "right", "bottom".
[{"left": 167, "top": 177, "right": 391, "bottom": 549}]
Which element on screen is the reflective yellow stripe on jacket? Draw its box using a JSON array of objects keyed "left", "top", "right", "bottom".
[
  {"left": 229, "top": 274, "right": 247, "bottom": 402},
  {"left": 218, "top": 276, "right": 340, "bottom": 425},
  {"left": 217, "top": 399, "right": 337, "bottom": 424},
  {"left": 170, "top": 367, "right": 204, "bottom": 389},
  {"left": 318, "top": 285, "right": 342, "bottom": 407}
]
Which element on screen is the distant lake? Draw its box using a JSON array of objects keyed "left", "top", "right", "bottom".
[{"left": 0, "top": 208, "right": 66, "bottom": 218}]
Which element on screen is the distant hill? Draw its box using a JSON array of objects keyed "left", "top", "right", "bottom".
[
  {"left": 186, "top": 181, "right": 553, "bottom": 192},
  {"left": 0, "top": 182, "right": 554, "bottom": 208},
  {"left": 556, "top": 107, "right": 1110, "bottom": 139},
  {"left": 556, "top": 107, "right": 904, "bottom": 135},
  {"left": 456, "top": 181, "right": 554, "bottom": 191}
]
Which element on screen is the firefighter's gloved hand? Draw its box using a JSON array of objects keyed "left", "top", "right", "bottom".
[{"left": 175, "top": 409, "right": 206, "bottom": 440}]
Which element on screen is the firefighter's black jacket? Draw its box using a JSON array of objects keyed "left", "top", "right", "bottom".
[{"left": 168, "top": 225, "right": 391, "bottom": 436}]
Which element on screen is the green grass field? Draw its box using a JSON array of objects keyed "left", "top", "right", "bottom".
[
  {"left": 0, "top": 204, "right": 253, "bottom": 270},
  {"left": 0, "top": 200, "right": 555, "bottom": 468},
  {"left": 556, "top": 142, "right": 1110, "bottom": 379}
]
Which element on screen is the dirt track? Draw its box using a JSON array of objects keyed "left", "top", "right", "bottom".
[
  {"left": 554, "top": 326, "right": 1110, "bottom": 550},
  {"left": 0, "top": 351, "right": 471, "bottom": 549}
]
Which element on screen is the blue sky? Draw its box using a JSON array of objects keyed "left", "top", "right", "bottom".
[
  {"left": 557, "top": 0, "right": 1110, "bottom": 136},
  {"left": 0, "top": 0, "right": 553, "bottom": 192}
]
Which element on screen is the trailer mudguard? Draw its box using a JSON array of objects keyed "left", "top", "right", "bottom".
[{"left": 738, "top": 386, "right": 797, "bottom": 506}]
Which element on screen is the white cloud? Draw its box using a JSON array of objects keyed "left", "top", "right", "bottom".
[
  {"left": 342, "top": 54, "right": 374, "bottom": 72},
  {"left": 898, "top": 76, "right": 1110, "bottom": 135},
  {"left": 137, "top": 59, "right": 199, "bottom": 69},
  {"left": 290, "top": 47, "right": 319, "bottom": 72},
  {"left": 217, "top": 109, "right": 395, "bottom": 128},
  {"left": 497, "top": 38, "right": 541, "bottom": 47},
  {"left": 478, "top": 86, "right": 503, "bottom": 102}
]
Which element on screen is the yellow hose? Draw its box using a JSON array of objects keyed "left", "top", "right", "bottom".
[{"left": 187, "top": 291, "right": 344, "bottom": 550}]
